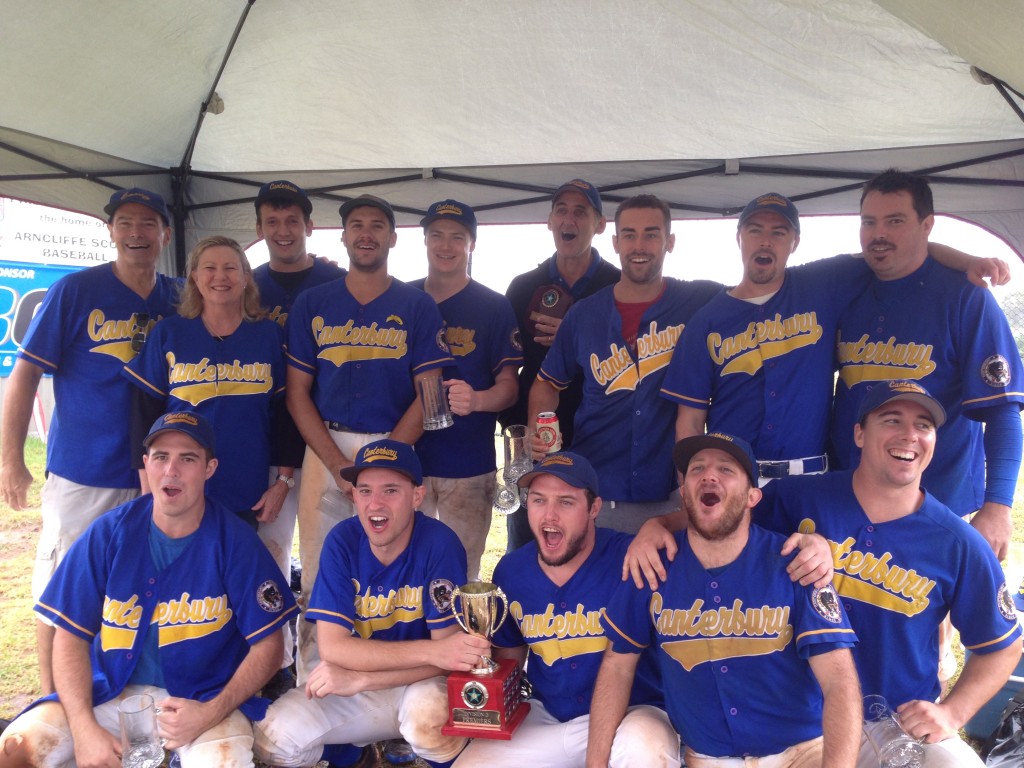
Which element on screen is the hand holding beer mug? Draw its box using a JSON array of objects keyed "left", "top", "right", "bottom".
[
  {"left": 419, "top": 373, "right": 453, "bottom": 431},
  {"left": 863, "top": 694, "right": 924, "bottom": 768}
]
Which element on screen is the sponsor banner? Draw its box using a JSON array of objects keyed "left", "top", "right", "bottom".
[{"left": 0, "top": 261, "right": 80, "bottom": 376}]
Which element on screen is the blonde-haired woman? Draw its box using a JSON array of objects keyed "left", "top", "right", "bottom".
[{"left": 124, "top": 236, "right": 296, "bottom": 528}]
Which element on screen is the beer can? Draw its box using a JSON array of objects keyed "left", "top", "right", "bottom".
[{"left": 536, "top": 412, "right": 562, "bottom": 453}]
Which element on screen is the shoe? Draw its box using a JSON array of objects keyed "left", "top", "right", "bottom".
[
  {"left": 261, "top": 667, "right": 296, "bottom": 700},
  {"left": 382, "top": 739, "right": 417, "bottom": 765}
]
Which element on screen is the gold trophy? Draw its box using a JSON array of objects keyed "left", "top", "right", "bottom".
[{"left": 441, "top": 582, "right": 530, "bottom": 739}]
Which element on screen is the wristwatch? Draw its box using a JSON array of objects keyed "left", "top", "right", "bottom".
[{"left": 276, "top": 473, "right": 296, "bottom": 489}]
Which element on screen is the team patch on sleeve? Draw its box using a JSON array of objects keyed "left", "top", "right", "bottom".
[
  {"left": 436, "top": 329, "right": 451, "bottom": 355},
  {"left": 430, "top": 578, "right": 455, "bottom": 614},
  {"left": 256, "top": 580, "right": 285, "bottom": 613},
  {"left": 812, "top": 585, "right": 843, "bottom": 624},
  {"left": 981, "top": 354, "right": 1011, "bottom": 388},
  {"left": 998, "top": 582, "right": 1017, "bottom": 621},
  {"left": 510, "top": 328, "right": 523, "bottom": 352}
]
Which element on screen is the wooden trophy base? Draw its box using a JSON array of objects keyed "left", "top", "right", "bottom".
[{"left": 441, "top": 657, "right": 531, "bottom": 740}]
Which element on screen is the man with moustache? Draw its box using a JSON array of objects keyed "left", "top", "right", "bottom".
[
  {"left": 529, "top": 194, "right": 720, "bottom": 531},
  {"left": 453, "top": 452, "right": 678, "bottom": 767},
  {"left": 589, "top": 433, "right": 862, "bottom": 768},
  {"left": 253, "top": 440, "right": 489, "bottom": 768},
  {"left": 410, "top": 200, "right": 522, "bottom": 579},
  {"left": 252, "top": 180, "right": 345, "bottom": 693},
  {"left": 762, "top": 381, "right": 1022, "bottom": 767},
  {"left": 0, "top": 411, "right": 297, "bottom": 767},
  {"left": 0, "top": 187, "right": 181, "bottom": 695},
  {"left": 285, "top": 194, "right": 453, "bottom": 682},
  {"left": 831, "top": 170, "right": 1024, "bottom": 561},
  {"left": 660, "top": 191, "right": 1009, "bottom": 487},
  {"left": 501, "top": 179, "right": 620, "bottom": 549}
]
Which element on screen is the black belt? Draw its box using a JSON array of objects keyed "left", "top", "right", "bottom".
[{"left": 757, "top": 455, "right": 829, "bottom": 479}]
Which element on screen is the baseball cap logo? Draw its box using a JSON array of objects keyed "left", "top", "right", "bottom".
[
  {"left": 706, "top": 432, "right": 735, "bottom": 443},
  {"left": 268, "top": 181, "right": 299, "bottom": 194},
  {"left": 755, "top": 194, "right": 788, "bottom": 208},
  {"left": 567, "top": 180, "right": 593, "bottom": 191},
  {"left": 540, "top": 455, "right": 574, "bottom": 468},
  {"left": 362, "top": 446, "right": 399, "bottom": 463},
  {"left": 163, "top": 413, "right": 199, "bottom": 426},
  {"left": 435, "top": 203, "right": 463, "bottom": 216},
  {"left": 122, "top": 191, "right": 152, "bottom": 202},
  {"left": 887, "top": 381, "right": 927, "bottom": 395}
]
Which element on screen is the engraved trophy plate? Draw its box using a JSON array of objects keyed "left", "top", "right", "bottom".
[{"left": 442, "top": 582, "right": 531, "bottom": 739}]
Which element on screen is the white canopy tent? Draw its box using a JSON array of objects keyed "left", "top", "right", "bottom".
[{"left": 1, "top": 0, "right": 1022, "bottom": 274}]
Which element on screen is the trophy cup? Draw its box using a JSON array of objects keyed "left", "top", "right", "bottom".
[{"left": 441, "top": 582, "right": 530, "bottom": 739}]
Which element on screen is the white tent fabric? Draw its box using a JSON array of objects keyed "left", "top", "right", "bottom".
[{"left": 1, "top": 0, "right": 1022, "bottom": 272}]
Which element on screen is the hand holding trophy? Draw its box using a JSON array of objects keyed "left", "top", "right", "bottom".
[{"left": 442, "top": 582, "right": 530, "bottom": 739}]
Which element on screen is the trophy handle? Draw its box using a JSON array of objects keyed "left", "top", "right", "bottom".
[
  {"left": 451, "top": 586, "right": 472, "bottom": 635},
  {"left": 489, "top": 586, "right": 509, "bottom": 636}
]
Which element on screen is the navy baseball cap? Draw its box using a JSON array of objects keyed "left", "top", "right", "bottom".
[
  {"left": 255, "top": 179, "right": 312, "bottom": 218},
  {"left": 420, "top": 199, "right": 477, "bottom": 241},
  {"left": 340, "top": 439, "right": 423, "bottom": 485},
  {"left": 737, "top": 192, "right": 800, "bottom": 234},
  {"left": 517, "top": 451, "right": 599, "bottom": 496},
  {"left": 673, "top": 432, "right": 758, "bottom": 486},
  {"left": 552, "top": 179, "right": 603, "bottom": 216},
  {"left": 339, "top": 194, "right": 396, "bottom": 229},
  {"left": 104, "top": 188, "right": 171, "bottom": 227},
  {"left": 143, "top": 411, "right": 216, "bottom": 457},
  {"left": 856, "top": 380, "right": 946, "bottom": 427}
]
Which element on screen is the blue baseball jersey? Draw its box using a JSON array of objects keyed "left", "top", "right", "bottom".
[
  {"left": 252, "top": 257, "right": 345, "bottom": 328},
  {"left": 760, "top": 471, "right": 1022, "bottom": 712},
  {"left": 286, "top": 278, "right": 454, "bottom": 432},
  {"left": 660, "top": 256, "right": 870, "bottom": 460},
  {"left": 409, "top": 279, "right": 523, "bottom": 478},
  {"left": 307, "top": 512, "right": 465, "bottom": 639},
  {"left": 832, "top": 258, "right": 1024, "bottom": 514},
  {"left": 34, "top": 496, "right": 297, "bottom": 720},
  {"left": 17, "top": 263, "right": 181, "bottom": 488},
  {"left": 491, "top": 528, "right": 663, "bottom": 723},
  {"left": 601, "top": 525, "right": 857, "bottom": 758},
  {"left": 538, "top": 278, "right": 720, "bottom": 501},
  {"left": 123, "top": 315, "right": 286, "bottom": 511}
]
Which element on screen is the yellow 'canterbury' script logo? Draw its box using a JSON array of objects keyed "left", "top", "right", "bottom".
[
  {"left": 154, "top": 592, "right": 234, "bottom": 646},
  {"left": 445, "top": 326, "right": 477, "bottom": 357},
  {"left": 709, "top": 312, "right": 823, "bottom": 376},
  {"left": 165, "top": 352, "right": 274, "bottom": 406},
  {"left": 352, "top": 579, "right": 424, "bottom": 638},
  {"left": 831, "top": 535, "right": 935, "bottom": 616},
  {"left": 510, "top": 600, "right": 608, "bottom": 664},
  {"left": 100, "top": 594, "right": 145, "bottom": 651},
  {"left": 590, "top": 321, "right": 684, "bottom": 393},
  {"left": 87, "top": 309, "right": 154, "bottom": 362},
  {"left": 312, "top": 316, "right": 408, "bottom": 367},
  {"left": 837, "top": 335, "right": 936, "bottom": 386},
  {"left": 652, "top": 593, "right": 793, "bottom": 671}
]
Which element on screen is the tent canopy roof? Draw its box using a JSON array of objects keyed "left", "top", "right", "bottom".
[{"left": 2, "top": 0, "right": 1022, "bottom": 268}]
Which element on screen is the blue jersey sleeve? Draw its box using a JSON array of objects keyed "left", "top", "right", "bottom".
[
  {"left": 223, "top": 521, "right": 298, "bottom": 643},
  {"left": 955, "top": 285, "right": 1024, "bottom": 416},
  {"left": 284, "top": 290, "right": 319, "bottom": 374},
  {"left": 951, "top": 525, "right": 1023, "bottom": 654},
  {"left": 307, "top": 525, "right": 358, "bottom": 630},
  {"left": 536, "top": 305, "right": 581, "bottom": 389},
  {"left": 601, "top": 573, "right": 655, "bottom": 655},
  {"left": 122, "top": 319, "right": 172, "bottom": 397},
  {"left": 409, "top": 294, "right": 456, "bottom": 376}
]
